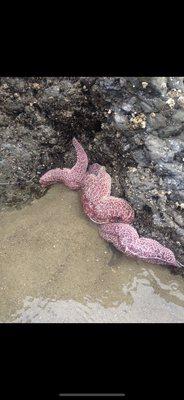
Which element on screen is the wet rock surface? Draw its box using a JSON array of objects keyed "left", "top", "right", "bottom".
[{"left": 0, "top": 77, "right": 184, "bottom": 273}]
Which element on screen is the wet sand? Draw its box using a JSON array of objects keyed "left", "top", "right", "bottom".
[{"left": 0, "top": 185, "right": 184, "bottom": 323}]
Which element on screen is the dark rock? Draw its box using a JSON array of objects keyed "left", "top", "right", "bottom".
[
  {"left": 147, "top": 113, "right": 167, "bottom": 131},
  {"left": 131, "top": 149, "right": 149, "bottom": 166},
  {"left": 150, "top": 97, "right": 166, "bottom": 111},
  {"left": 150, "top": 77, "right": 168, "bottom": 96},
  {"left": 172, "top": 110, "right": 184, "bottom": 122},
  {"left": 162, "top": 175, "right": 184, "bottom": 191},
  {"left": 140, "top": 101, "right": 154, "bottom": 113},
  {"left": 167, "top": 77, "right": 184, "bottom": 91},
  {"left": 113, "top": 110, "right": 129, "bottom": 129},
  {"left": 158, "top": 124, "right": 183, "bottom": 138},
  {"left": 144, "top": 134, "right": 184, "bottom": 163}
]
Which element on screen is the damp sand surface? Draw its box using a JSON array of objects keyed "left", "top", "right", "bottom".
[{"left": 0, "top": 185, "right": 184, "bottom": 323}]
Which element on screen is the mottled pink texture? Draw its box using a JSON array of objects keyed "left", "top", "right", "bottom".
[
  {"left": 83, "top": 166, "right": 111, "bottom": 201},
  {"left": 82, "top": 166, "right": 135, "bottom": 224},
  {"left": 39, "top": 139, "right": 134, "bottom": 225},
  {"left": 99, "top": 223, "right": 139, "bottom": 251},
  {"left": 39, "top": 137, "right": 182, "bottom": 269},
  {"left": 39, "top": 137, "right": 88, "bottom": 190},
  {"left": 99, "top": 223, "right": 179, "bottom": 267}
]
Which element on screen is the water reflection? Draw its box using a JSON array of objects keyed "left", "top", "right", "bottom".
[{"left": 11, "top": 288, "right": 184, "bottom": 323}]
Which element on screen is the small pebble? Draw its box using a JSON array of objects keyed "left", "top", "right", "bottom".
[
  {"left": 166, "top": 98, "right": 175, "bottom": 108},
  {"left": 142, "top": 82, "right": 148, "bottom": 89}
]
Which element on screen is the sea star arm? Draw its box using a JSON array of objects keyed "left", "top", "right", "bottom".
[
  {"left": 99, "top": 223, "right": 138, "bottom": 250},
  {"left": 39, "top": 168, "right": 65, "bottom": 188},
  {"left": 82, "top": 166, "right": 111, "bottom": 200},
  {"left": 99, "top": 222, "right": 179, "bottom": 268},
  {"left": 39, "top": 137, "right": 88, "bottom": 189},
  {"left": 125, "top": 238, "right": 179, "bottom": 267},
  {"left": 70, "top": 137, "right": 88, "bottom": 182},
  {"left": 94, "top": 197, "right": 135, "bottom": 224}
]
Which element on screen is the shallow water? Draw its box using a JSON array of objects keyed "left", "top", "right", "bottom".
[{"left": 0, "top": 185, "right": 184, "bottom": 323}]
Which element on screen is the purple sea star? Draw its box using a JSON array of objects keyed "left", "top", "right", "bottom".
[
  {"left": 39, "top": 137, "right": 88, "bottom": 190},
  {"left": 82, "top": 166, "right": 135, "bottom": 224},
  {"left": 39, "top": 138, "right": 134, "bottom": 224},
  {"left": 99, "top": 223, "right": 181, "bottom": 268},
  {"left": 39, "top": 137, "right": 183, "bottom": 269}
]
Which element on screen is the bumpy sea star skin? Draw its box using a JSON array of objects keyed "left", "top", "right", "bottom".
[
  {"left": 39, "top": 137, "right": 88, "bottom": 189},
  {"left": 39, "top": 137, "right": 183, "bottom": 269},
  {"left": 39, "top": 138, "right": 134, "bottom": 224},
  {"left": 99, "top": 223, "right": 179, "bottom": 267},
  {"left": 83, "top": 166, "right": 111, "bottom": 201},
  {"left": 82, "top": 167, "right": 135, "bottom": 224},
  {"left": 99, "top": 223, "right": 139, "bottom": 251}
]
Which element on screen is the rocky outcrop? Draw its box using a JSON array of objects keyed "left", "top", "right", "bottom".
[{"left": 0, "top": 77, "right": 183, "bottom": 272}]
